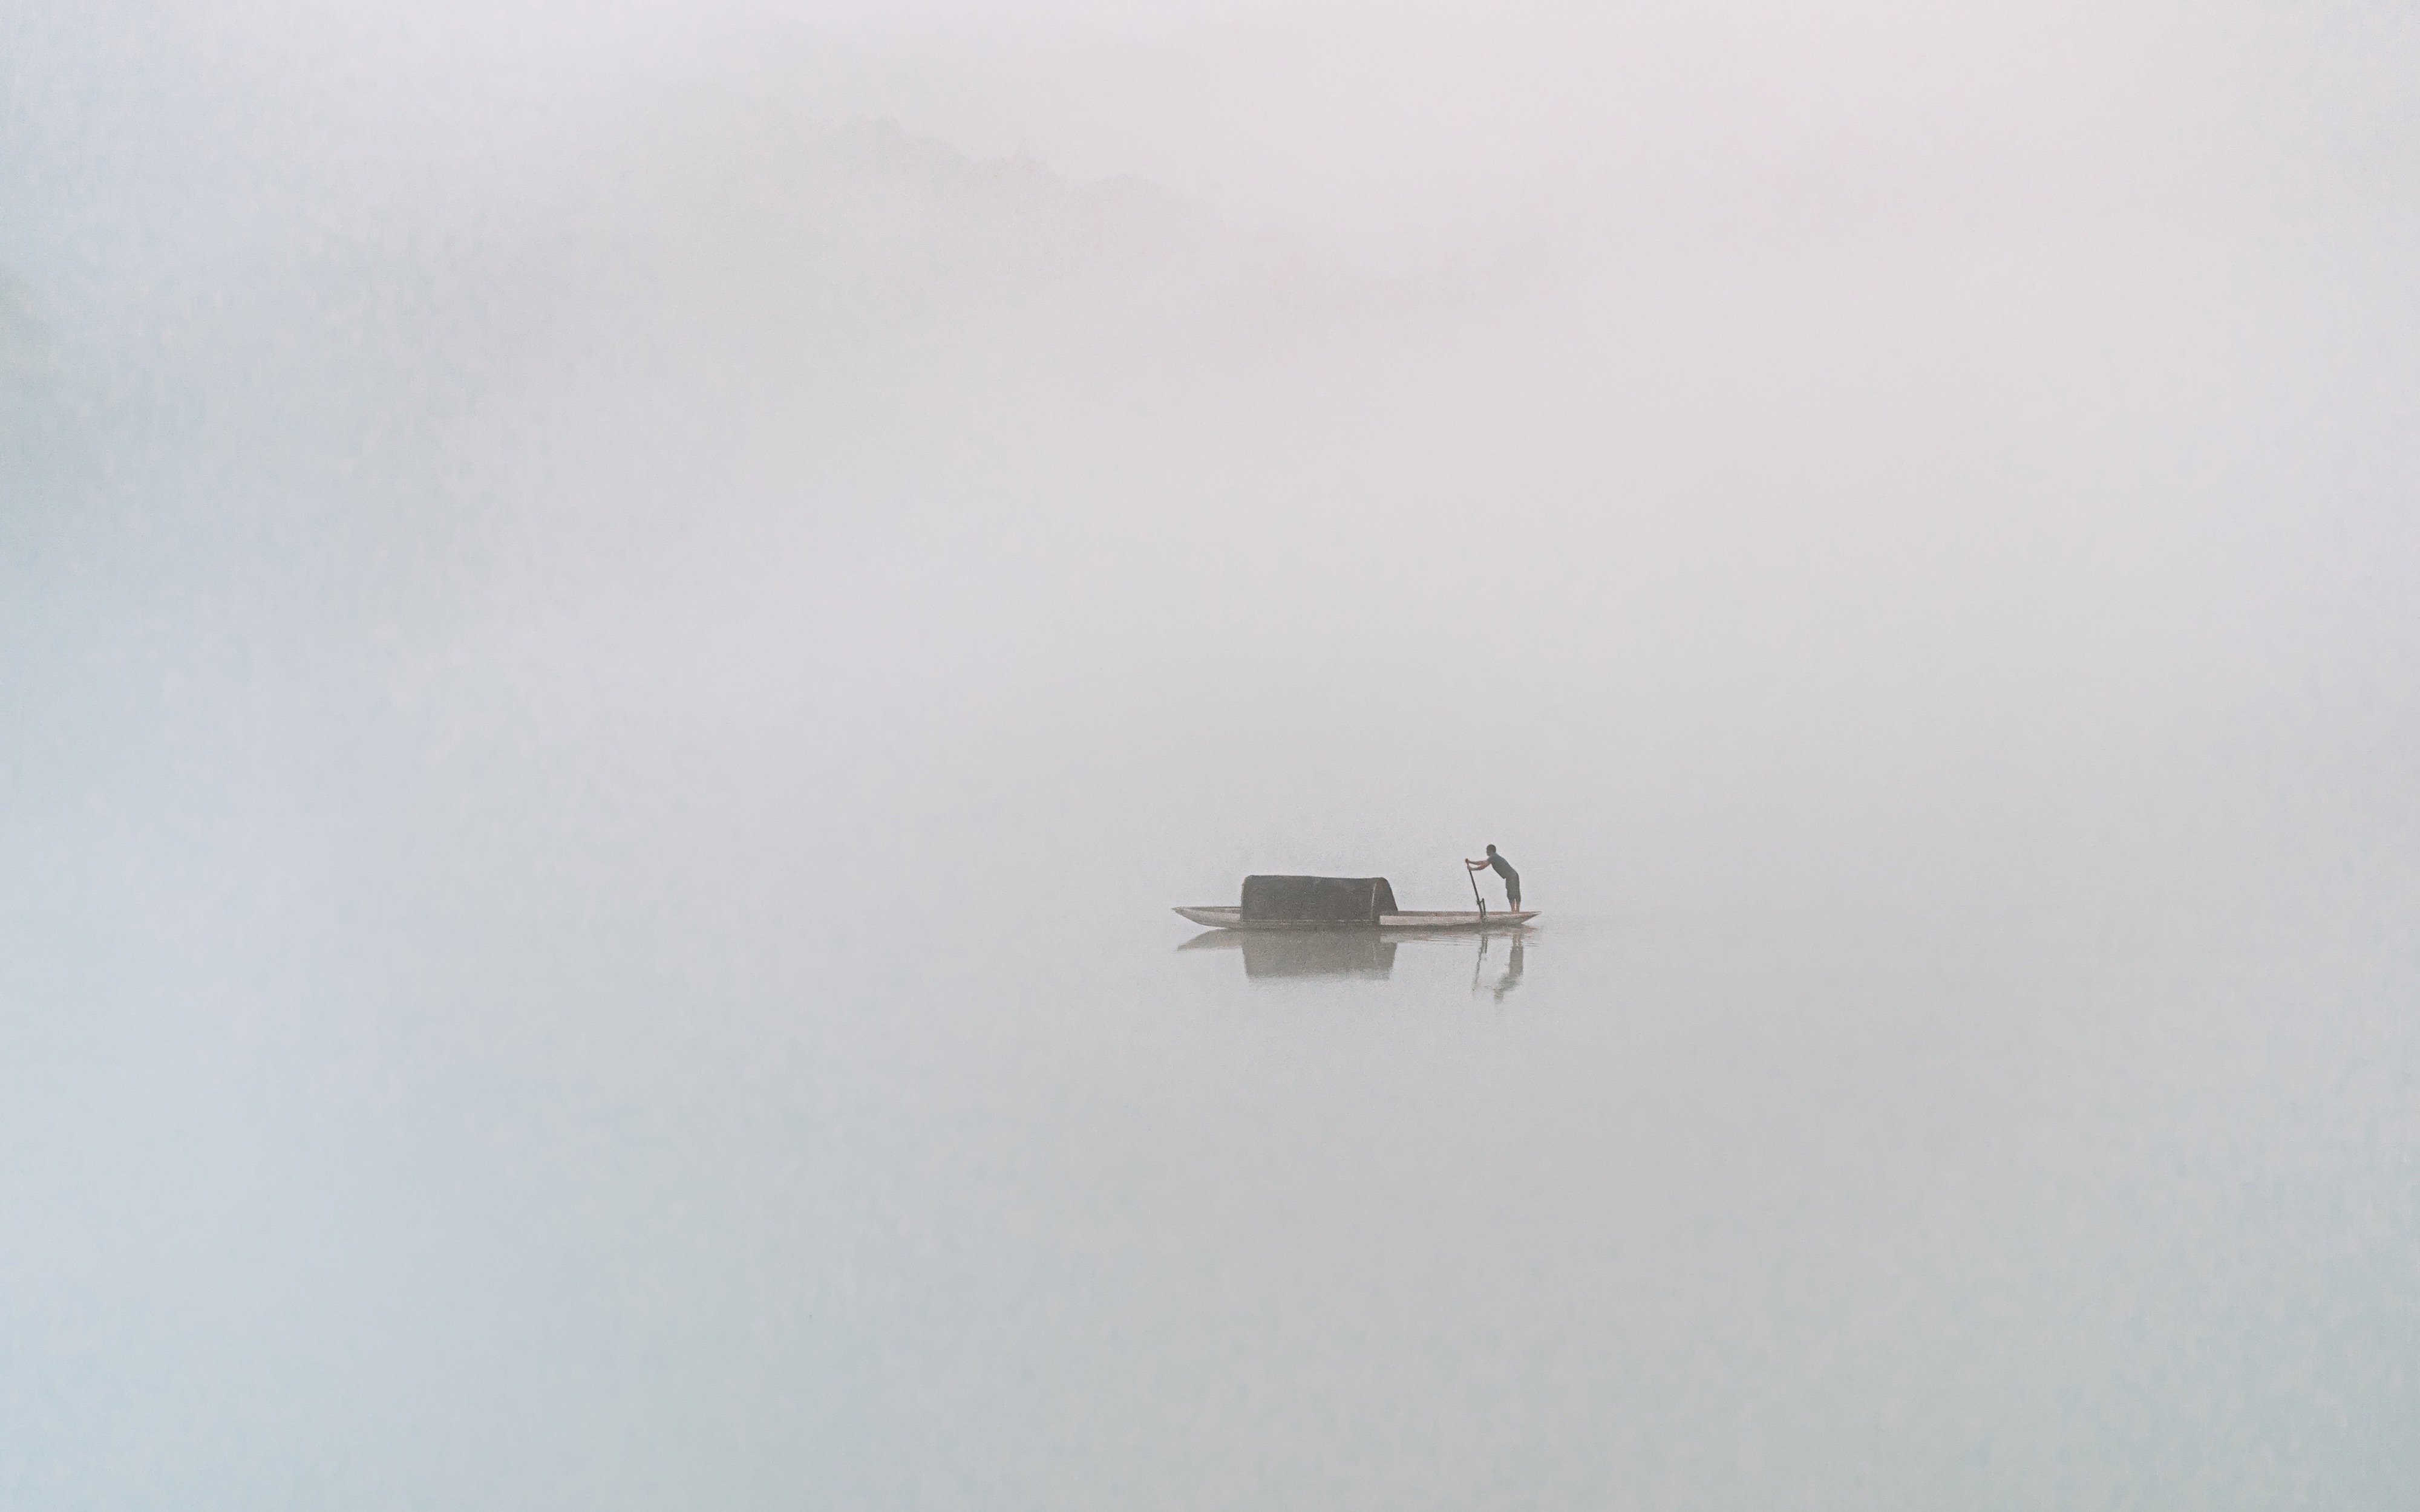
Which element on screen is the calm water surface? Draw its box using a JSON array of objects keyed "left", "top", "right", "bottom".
[{"left": 15, "top": 877, "right": 2411, "bottom": 1510}]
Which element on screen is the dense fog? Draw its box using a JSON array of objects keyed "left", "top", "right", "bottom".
[{"left": 6, "top": 2, "right": 2419, "bottom": 1506}]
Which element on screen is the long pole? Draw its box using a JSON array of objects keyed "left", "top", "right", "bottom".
[{"left": 1466, "top": 856, "right": 1486, "bottom": 922}]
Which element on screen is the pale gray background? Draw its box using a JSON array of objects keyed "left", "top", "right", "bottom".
[{"left": 5, "top": 2, "right": 2418, "bottom": 1507}]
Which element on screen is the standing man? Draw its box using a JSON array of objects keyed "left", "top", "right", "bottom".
[{"left": 1466, "top": 844, "right": 1521, "bottom": 911}]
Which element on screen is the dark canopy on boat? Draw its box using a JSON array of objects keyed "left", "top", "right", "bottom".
[{"left": 1240, "top": 875, "right": 1400, "bottom": 923}]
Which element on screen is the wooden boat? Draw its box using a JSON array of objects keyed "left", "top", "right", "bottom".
[
  {"left": 1172, "top": 905, "right": 1536, "bottom": 931},
  {"left": 1174, "top": 874, "right": 1535, "bottom": 932}
]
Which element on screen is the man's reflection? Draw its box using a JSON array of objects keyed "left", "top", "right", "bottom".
[
  {"left": 1491, "top": 937, "right": 1525, "bottom": 1003},
  {"left": 1473, "top": 933, "right": 1526, "bottom": 1002}
]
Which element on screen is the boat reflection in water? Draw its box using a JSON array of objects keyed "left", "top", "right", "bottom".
[
  {"left": 1177, "top": 928, "right": 1397, "bottom": 979},
  {"left": 1178, "top": 926, "right": 1533, "bottom": 984}
]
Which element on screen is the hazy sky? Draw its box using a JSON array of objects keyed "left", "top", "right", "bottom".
[
  {"left": 7, "top": 0, "right": 2417, "bottom": 1051},
  {"left": 7, "top": 0, "right": 2418, "bottom": 988}
]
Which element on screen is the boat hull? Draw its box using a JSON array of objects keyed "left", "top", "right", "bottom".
[{"left": 1172, "top": 906, "right": 1536, "bottom": 931}]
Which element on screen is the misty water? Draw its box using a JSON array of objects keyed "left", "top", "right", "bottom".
[{"left": 8, "top": 2, "right": 2420, "bottom": 1507}]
